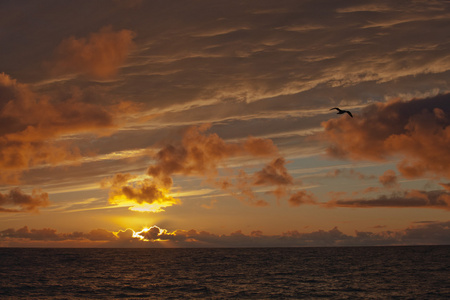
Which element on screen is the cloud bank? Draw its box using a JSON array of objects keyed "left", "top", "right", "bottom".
[{"left": 1, "top": 221, "right": 449, "bottom": 247}]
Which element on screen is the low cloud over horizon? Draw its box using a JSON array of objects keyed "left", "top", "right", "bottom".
[{"left": 1, "top": 221, "right": 449, "bottom": 248}]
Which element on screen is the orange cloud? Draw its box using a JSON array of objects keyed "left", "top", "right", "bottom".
[
  {"left": 51, "top": 26, "right": 136, "bottom": 79},
  {"left": 144, "top": 124, "right": 292, "bottom": 206},
  {"left": 288, "top": 190, "right": 317, "bottom": 207},
  {"left": 0, "top": 188, "right": 49, "bottom": 213},
  {"left": 0, "top": 73, "right": 132, "bottom": 183},
  {"left": 322, "top": 94, "right": 450, "bottom": 179},
  {"left": 253, "top": 157, "right": 293, "bottom": 186},
  {"left": 104, "top": 125, "right": 295, "bottom": 209},
  {"left": 147, "top": 124, "right": 278, "bottom": 186},
  {"left": 379, "top": 169, "right": 399, "bottom": 188}
]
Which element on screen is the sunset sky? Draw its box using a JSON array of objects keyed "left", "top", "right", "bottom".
[{"left": 1, "top": 0, "right": 449, "bottom": 247}]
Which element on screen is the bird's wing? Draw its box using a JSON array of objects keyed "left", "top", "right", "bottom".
[
  {"left": 346, "top": 111, "right": 353, "bottom": 118},
  {"left": 330, "top": 108, "right": 339, "bottom": 111}
]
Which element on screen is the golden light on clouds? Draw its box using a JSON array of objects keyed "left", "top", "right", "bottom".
[
  {"left": 103, "top": 174, "right": 180, "bottom": 213},
  {"left": 132, "top": 226, "right": 175, "bottom": 242}
]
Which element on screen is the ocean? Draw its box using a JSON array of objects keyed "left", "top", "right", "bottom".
[{"left": 1, "top": 246, "right": 449, "bottom": 299}]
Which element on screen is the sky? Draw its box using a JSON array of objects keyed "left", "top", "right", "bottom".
[{"left": 0, "top": 0, "right": 449, "bottom": 247}]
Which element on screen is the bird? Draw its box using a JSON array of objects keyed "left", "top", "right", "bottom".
[{"left": 330, "top": 107, "right": 353, "bottom": 118}]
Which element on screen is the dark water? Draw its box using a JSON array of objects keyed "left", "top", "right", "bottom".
[{"left": 1, "top": 246, "right": 449, "bottom": 299}]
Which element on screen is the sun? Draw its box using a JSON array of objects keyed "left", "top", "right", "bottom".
[
  {"left": 132, "top": 227, "right": 153, "bottom": 241},
  {"left": 132, "top": 226, "right": 174, "bottom": 242}
]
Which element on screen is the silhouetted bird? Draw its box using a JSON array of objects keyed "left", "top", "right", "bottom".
[{"left": 330, "top": 107, "right": 353, "bottom": 118}]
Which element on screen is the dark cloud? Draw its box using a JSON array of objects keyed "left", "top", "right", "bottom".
[
  {"left": 85, "top": 228, "right": 117, "bottom": 241},
  {"left": 0, "top": 188, "right": 49, "bottom": 213},
  {"left": 324, "top": 189, "right": 450, "bottom": 210},
  {"left": 0, "top": 226, "right": 60, "bottom": 240},
  {"left": 402, "top": 221, "right": 450, "bottom": 245},
  {"left": 2, "top": 221, "right": 449, "bottom": 247},
  {"left": 322, "top": 93, "right": 450, "bottom": 179}
]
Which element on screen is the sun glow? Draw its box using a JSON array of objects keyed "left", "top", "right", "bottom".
[
  {"left": 129, "top": 202, "right": 176, "bottom": 213},
  {"left": 106, "top": 174, "right": 180, "bottom": 212},
  {"left": 109, "top": 194, "right": 179, "bottom": 212},
  {"left": 132, "top": 226, "right": 174, "bottom": 242}
]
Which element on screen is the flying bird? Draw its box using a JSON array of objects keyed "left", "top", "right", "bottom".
[{"left": 330, "top": 107, "right": 353, "bottom": 118}]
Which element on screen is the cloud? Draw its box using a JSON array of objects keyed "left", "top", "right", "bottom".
[
  {"left": 147, "top": 124, "right": 291, "bottom": 206},
  {"left": 147, "top": 124, "right": 279, "bottom": 186},
  {"left": 379, "top": 169, "right": 399, "bottom": 188},
  {"left": 336, "top": 3, "right": 393, "bottom": 13},
  {"left": 85, "top": 228, "right": 118, "bottom": 241},
  {"left": 288, "top": 190, "right": 317, "bottom": 207},
  {"left": 402, "top": 221, "right": 450, "bottom": 244},
  {"left": 0, "top": 188, "right": 49, "bottom": 213},
  {"left": 103, "top": 124, "right": 296, "bottom": 209},
  {"left": 327, "top": 168, "right": 376, "bottom": 180},
  {"left": 439, "top": 183, "right": 450, "bottom": 191},
  {"left": 322, "top": 94, "right": 450, "bottom": 179},
  {"left": 324, "top": 189, "right": 450, "bottom": 210},
  {"left": 102, "top": 173, "right": 179, "bottom": 212},
  {"left": 2, "top": 221, "right": 449, "bottom": 247},
  {"left": 0, "top": 226, "right": 60, "bottom": 240},
  {"left": 0, "top": 73, "right": 133, "bottom": 183},
  {"left": 51, "top": 26, "right": 136, "bottom": 79},
  {"left": 253, "top": 157, "right": 293, "bottom": 186}
]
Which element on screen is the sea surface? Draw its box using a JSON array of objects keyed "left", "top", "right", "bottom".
[{"left": 1, "top": 246, "right": 449, "bottom": 299}]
